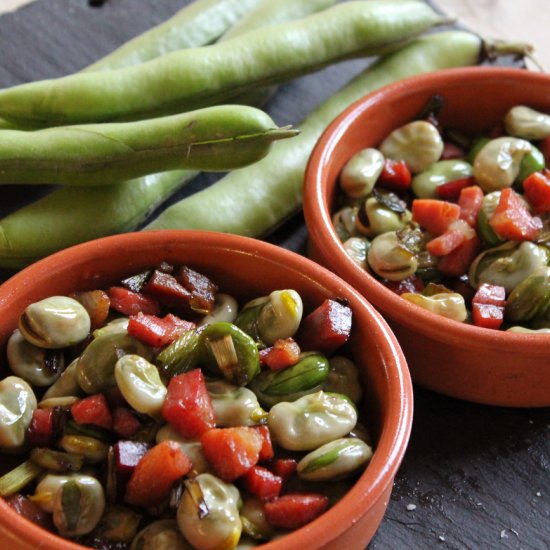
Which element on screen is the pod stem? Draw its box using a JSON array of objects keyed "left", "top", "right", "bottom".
[{"left": 481, "top": 38, "right": 540, "bottom": 68}]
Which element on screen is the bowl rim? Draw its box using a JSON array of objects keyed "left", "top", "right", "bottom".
[
  {"left": 304, "top": 65, "right": 550, "bottom": 352},
  {"left": 0, "top": 229, "right": 413, "bottom": 549}
]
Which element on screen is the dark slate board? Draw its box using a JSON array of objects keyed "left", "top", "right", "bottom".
[{"left": 0, "top": 1, "right": 549, "bottom": 549}]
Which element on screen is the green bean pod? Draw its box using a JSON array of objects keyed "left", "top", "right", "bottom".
[
  {"left": 221, "top": 0, "right": 337, "bottom": 41},
  {"left": 0, "top": 1, "right": 445, "bottom": 124},
  {"left": 0, "top": 106, "right": 297, "bottom": 186},
  {"left": 0, "top": 0, "right": 332, "bottom": 268},
  {"left": 0, "top": 171, "right": 188, "bottom": 269},
  {"left": 84, "top": 0, "right": 265, "bottom": 71},
  {"left": 146, "top": 31, "right": 492, "bottom": 235}
]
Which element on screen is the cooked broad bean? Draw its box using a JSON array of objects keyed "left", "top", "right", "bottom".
[
  {"left": 297, "top": 437, "right": 373, "bottom": 481},
  {"left": 340, "top": 148, "right": 385, "bottom": 198},
  {"left": 206, "top": 380, "right": 265, "bottom": 427},
  {"left": 249, "top": 352, "right": 329, "bottom": 408},
  {"left": 77, "top": 332, "right": 153, "bottom": 394},
  {"left": 380, "top": 120, "right": 443, "bottom": 173},
  {"left": 505, "top": 266, "right": 550, "bottom": 322},
  {"left": 504, "top": 105, "right": 550, "bottom": 141},
  {"left": 19, "top": 296, "right": 90, "bottom": 349},
  {"left": 0, "top": 376, "right": 37, "bottom": 449},
  {"left": 367, "top": 231, "right": 418, "bottom": 281},
  {"left": 411, "top": 159, "right": 473, "bottom": 198},
  {"left": 52, "top": 476, "right": 105, "bottom": 537},
  {"left": 114, "top": 355, "right": 167, "bottom": 417},
  {"left": 268, "top": 391, "right": 357, "bottom": 451},
  {"left": 177, "top": 474, "right": 242, "bottom": 550},
  {"left": 401, "top": 292, "right": 468, "bottom": 322},
  {"left": 7, "top": 330, "right": 64, "bottom": 387},
  {"left": 469, "top": 241, "right": 549, "bottom": 293},
  {"left": 342, "top": 237, "right": 370, "bottom": 269},
  {"left": 236, "top": 290, "right": 303, "bottom": 346},
  {"left": 473, "top": 137, "right": 532, "bottom": 192}
]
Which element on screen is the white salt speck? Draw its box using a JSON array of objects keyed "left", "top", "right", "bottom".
[
  {"left": 406, "top": 504, "right": 417, "bottom": 511},
  {"left": 438, "top": 536, "right": 446, "bottom": 542},
  {"left": 536, "top": 492, "right": 542, "bottom": 497},
  {"left": 501, "top": 530, "right": 509, "bottom": 539}
]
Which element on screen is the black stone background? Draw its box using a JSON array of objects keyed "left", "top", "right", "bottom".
[{"left": 0, "top": 1, "right": 548, "bottom": 549}]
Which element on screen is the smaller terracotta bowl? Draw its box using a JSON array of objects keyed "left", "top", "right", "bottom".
[
  {"left": 304, "top": 66, "right": 550, "bottom": 408},
  {"left": 0, "top": 230, "right": 412, "bottom": 550}
]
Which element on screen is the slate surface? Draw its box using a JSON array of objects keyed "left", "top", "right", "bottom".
[{"left": 0, "top": 1, "right": 548, "bottom": 549}]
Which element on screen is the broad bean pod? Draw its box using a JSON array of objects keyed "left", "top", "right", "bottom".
[
  {"left": 0, "top": 106, "right": 297, "bottom": 186},
  {"left": 0, "top": 1, "right": 445, "bottom": 124},
  {"left": 146, "top": 31, "right": 495, "bottom": 235},
  {"left": 0, "top": 0, "right": 332, "bottom": 268}
]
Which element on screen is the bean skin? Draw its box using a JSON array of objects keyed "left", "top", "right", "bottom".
[
  {"left": 0, "top": 1, "right": 444, "bottom": 124},
  {"left": 0, "top": 105, "right": 297, "bottom": 185},
  {"left": 145, "top": 31, "right": 487, "bottom": 236}
]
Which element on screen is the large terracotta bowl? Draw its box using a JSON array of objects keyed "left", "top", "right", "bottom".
[
  {"left": 0, "top": 230, "right": 412, "bottom": 549},
  {"left": 304, "top": 66, "right": 550, "bottom": 408}
]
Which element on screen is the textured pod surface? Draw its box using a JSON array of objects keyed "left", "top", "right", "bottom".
[{"left": 0, "top": 1, "right": 444, "bottom": 124}]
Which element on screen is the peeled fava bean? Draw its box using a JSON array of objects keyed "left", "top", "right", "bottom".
[
  {"left": 114, "top": 354, "right": 167, "bottom": 416},
  {"left": 177, "top": 473, "right": 242, "bottom": 550},
  {"left": 358, "top": 197, "right": 412, "bottom": 237},
  {"left": 76, "top": 331, "right": 153, "bottom": 394},
  {"left": 7, "top": 329, "right": 64, "bottom": 387},
  {"left": 52, "top": 476, "right": 105, "bottom": 537},
  {"left": 469, "top": 241, "right": 549, "bottom": 293},
  {"left": 342, "top": 237, "right": 369, "bottom": 269},
  {"left": 473, "top": 137, "right": 532, "bottom": 192},
  {"left": 131, "top": 519, "right": 191, "bottom": 550},
  {"left": 367, "top": 231, "right": 418, "bottom": 281},
  {"left": 505, "top": 266, "right": 550, "bottom": 322},
  {"left": 237, "top": 289, "right": 303, "bottom": 346},
  {"left": 249, "top": 352, "right": 330, "bottom": 408},
  {"left": 34, "top": 473, "right": 79, "bottom": 513},
  {"left": 19, "top": 296, "right": 91, "bottom": 349},
  {"left": 199, "top": 322, "right": 260, "bottom": 386},
  {"left": 332, "top": 206, "right": 359, "bottom": 242},
  {"left": 340, "top": 148, "right": 384, "bottom": 198},
  {"left": 379, "top": 120, "right": 443, "bottom": 173},
  {"left": 411, "top": 159, "right": 472, "bottom": 198},
  {"left": 297, "top": 437, "right": 373, "bottom": 481},
  {"left": 401, "top": 292, "right": 468, "bottom": 322},
  {"left": 268, "top": 391, "right": 357, "bottom": 451},
  {"left": 324, "top": 356, "right": 363, "bottom": 403},
  {"left": 206, "top": 380, "right": 265, "bottom": 427},
  {"left": 504, "top": 105, "right": 550, "bottom": 140},
  {"left": 0, "top": 376, "right": 37, "bottom": 449}
]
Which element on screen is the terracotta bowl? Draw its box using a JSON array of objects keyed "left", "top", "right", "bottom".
[
  {"left": 0, "top": 230, "right": 412, "bottom": 550},
  {"left": 304, "top": 66, "right": 550, "bottom": 408}
]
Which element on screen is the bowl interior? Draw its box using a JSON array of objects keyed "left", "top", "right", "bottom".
[{"left": 0, "top": 230, "right": 412, "bottom": 550}]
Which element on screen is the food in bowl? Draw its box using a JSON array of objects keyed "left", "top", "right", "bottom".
[
  {"left": 0, "top": 231, "right": 412, "bottom": 550},
  {"left": 303, "top": 67, "right": 550, "bottom": 407},
  {"left": 332, "top": 101, "right": 550, "bottom": 332}
]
